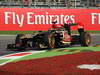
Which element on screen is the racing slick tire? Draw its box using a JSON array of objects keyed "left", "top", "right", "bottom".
[
  {"left": 15, "top": 34, "right": 27, "bottom": 49},
  {"left": 80, "top": 32, "right": 91, "bottom": 47},
  {"left": 48, "top": 33, "right": 56, "bottom": 48},
  {"left": 36, "top": 39, "right": 46, "bottom": 49},
  {"left": 71, "top": 35, "right": 79, "bottom": 45},
  {"left": 35, "top": 32, "right": 57, "bottom": 49}
]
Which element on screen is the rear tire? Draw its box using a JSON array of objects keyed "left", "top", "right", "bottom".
[
  {"left": 48, "top": 33, "right": 56, "bottom": 48},
  {"left": 80, "top": 32, "right": 91, "bottom": 46}
]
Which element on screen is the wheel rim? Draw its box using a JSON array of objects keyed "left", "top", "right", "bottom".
[
  {"left": 37, "top": 40, "right": 46, "bottom": 48},
  {"left": 39, "top": 43, "right": 45, "bottom": 48},
  {"left": 85, "top": 34, "right": 91, "bottom": 45},
  {"left": 49, "top": 34, "right": 55, "bottom": 48}
]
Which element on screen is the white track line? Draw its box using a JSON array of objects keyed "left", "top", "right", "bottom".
[
  {"left": 0, "top": 50, "right": 46, "bottom": 66},
  {"left": 77, "top": 64, "right": 100, "bottom": 70}
]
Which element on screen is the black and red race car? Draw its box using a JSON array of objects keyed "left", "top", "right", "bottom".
[{"left": 7, "top": 22, "right": 91, "bottom": 49}]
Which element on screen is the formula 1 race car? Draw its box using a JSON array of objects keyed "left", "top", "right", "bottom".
[{"left": 7, "top": 22, "right": 91, "bottom": 50}]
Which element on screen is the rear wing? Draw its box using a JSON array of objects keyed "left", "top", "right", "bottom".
[{"left": 64, "top": 23, "right": 84, "bottom": 35}]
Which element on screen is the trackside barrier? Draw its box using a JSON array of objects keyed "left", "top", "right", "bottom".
[{"left": 0, "top": 8, "right": 100, "bottom": 31}]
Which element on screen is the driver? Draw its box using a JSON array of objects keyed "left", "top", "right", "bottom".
[{"left": 52, "top": 21, "right": 63, "bottom": 30}]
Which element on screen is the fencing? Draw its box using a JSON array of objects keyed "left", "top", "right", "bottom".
[{"left": 0, "top": 0, "right": 100, "bottom": 8}]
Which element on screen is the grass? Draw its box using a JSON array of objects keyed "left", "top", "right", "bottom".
[
  {"left": 0, "top": 31, "right": 100, "bottom": 35},
  {"left": 0, "top": 59, "right": 9, "bottom": 64},
  {"left": 13, "top": 46, "right": 100, "bottom": 62},
  {"left": 0, "top": 46, "right": 100, "bottom": 64}
]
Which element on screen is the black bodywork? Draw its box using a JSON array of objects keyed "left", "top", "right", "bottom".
[{"left": 7, "top": 23, "right": 91, "bottom": 50}]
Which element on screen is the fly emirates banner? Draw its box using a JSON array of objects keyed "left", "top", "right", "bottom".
[{"left": 0, "top": 8, "right": 100, "bottom": 31}]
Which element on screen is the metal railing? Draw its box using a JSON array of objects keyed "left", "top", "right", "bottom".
[{"left": 0, "top": 0, "right": 100, "bottom": 9}]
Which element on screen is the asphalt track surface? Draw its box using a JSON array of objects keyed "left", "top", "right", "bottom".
[{"left": 0, "top": 34, "right": 100, "bottom": 56}]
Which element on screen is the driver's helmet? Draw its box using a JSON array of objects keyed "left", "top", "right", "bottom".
[
  {"left": 77, "top": 22, "right": 84, "bottom": 29},
  {"left": 52, "top": 22, "right": 63, "bottom": 29}
]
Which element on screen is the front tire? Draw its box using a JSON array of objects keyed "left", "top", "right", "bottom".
[
  {"left": 80, "top": 32, "right": 91, "bottom": 46},
  {"left": 15, "top": 34, "right": 26, "bottom": 49}
]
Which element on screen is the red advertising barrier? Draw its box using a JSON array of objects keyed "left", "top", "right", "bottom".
[{"left": 0, "top": 8, "right": 100, "bottom": 31}]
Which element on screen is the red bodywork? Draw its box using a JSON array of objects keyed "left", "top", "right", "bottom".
[
  {"left": 77, "top": 22, "right": 84, "bottom": 29},
  {"left": 52, "top": 22, "right": 84, "bottom": 43}
]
